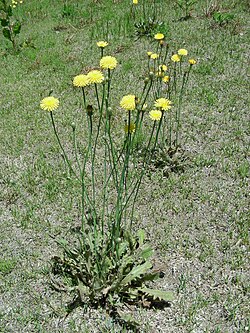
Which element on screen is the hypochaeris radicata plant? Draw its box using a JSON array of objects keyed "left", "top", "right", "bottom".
[
  {"left": 0, "top": 0, "right": 23, "bottom": 51},
  {"left": 40, "top": 35, "right": 196, "bottom": 328}
]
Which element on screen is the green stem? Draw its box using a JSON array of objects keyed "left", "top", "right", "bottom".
[
  {"left": 129, "top": 121, "right": 157, "bottom": 226},
  {"left": 81, "top": 87, "right": 86, "bottom": 109},
  {"left": 50, "top": 112, "right": 79, "bottom": 181}
]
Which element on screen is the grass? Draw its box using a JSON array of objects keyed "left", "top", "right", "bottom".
[{"left": 0, "top": 0, "right": 249, "bottom": 331}]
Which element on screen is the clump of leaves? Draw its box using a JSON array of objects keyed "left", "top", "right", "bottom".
[
  {"left": 212, "top": 11, "right": 235, "bottom": 26},
  {"left": 51, "top": 227, "right": 173, "bottom": 328},
  {"left": 62, "top": 1, "right": 75, "bottom": 18},
  {"left": 175, "top": 0, "right": 197, "bottom": 20},
  {"left": 134, "top": 18, "right": 169, "bottom": 39},
  {"left": 0, "top": 0, "right": 22, "bottom": 51},
  {"left": 202, "top": 0, "right": 220, "bottom": 18}
]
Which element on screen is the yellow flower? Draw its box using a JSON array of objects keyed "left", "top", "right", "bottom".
[
  {"left": 159, "top": 64, "right": 167, "bottom": 72},
  {"left": 162, "top": 75, "right": 170, "bottom": 83},
  {"left": 147, "top": 51, "right": 153, "bottom": 57},
  {"left": 97, "top": 41, "right": 108, "bottom": 48},
  {"left": 178, "top": 48, "right": 188, "bottom": 56},
  {"left": 40, "top": 96, "right": 59, "bottom": 112},
  {"left": 189, "top": 58, "right": 197, "bottom": 65},
  {"left": 133, "top": 0, "right": 138, "bottom": 4},
  {"left": 150, "top": 53, "right": 159, "bottom": 60},
  {"left": 154, "top": 33, "right": 164, "bottom": 40},
  {"left": 87, "top": 70, "right": 104, "bottom": 84},
  {"left": 73, "top": 74, "right": 89, "bottom": 87},
  {"left": 171, "top": 54, "right": 181, "bottom": 62},
  {"left": 120, "top": 95, "right": 136, "bottom": 111},
  {"left": 125, "top": 123, "right": 136, "bottom": 133},
  {"left": 155, "top": 98, "right": 172, "bottom": 111},
  {"left": 100, "top": 56, "right": 118, "bottom": 70},
  {"left": 149, "top": 110, "right": 162, "bottom": 121}
]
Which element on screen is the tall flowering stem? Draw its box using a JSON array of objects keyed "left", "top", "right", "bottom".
[{"left": 50, "top": 112, "right": 78, "bottom": 180}]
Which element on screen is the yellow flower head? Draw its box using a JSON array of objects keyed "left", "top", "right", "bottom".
[
  {"left": 150, "top": 53, "right": 159, "bottom": 60},
  {"left": 100, "top": 56, "right": 118, "bottom": 70},
  {"left": 40, "top": 96, "right": 59, "bottom": 112},
  {"left": 97, "top": 41, "right": 108, "bottom": 48},
  {"left": 125, "top": 123, "right": 136, "bottom": 133},
  {"left": 73, "top": 74, "right": 89, "bottom": 87},
  {"left": 149, "top": 110, "right": 162, "bottom": 121},
  {"left": 189, "top": 58, "right": 197, "bottom": 65},
  {"left": 120, "top": 95, "right": 136, "bottom": 111},
  {"left": 133, "top": 0, "right": 138, "bottom": 4},
  {"left": 171, "top": 54, "right": 181, "bottom": 62},
  {"left": 178, "top": 48, "right": 188, "bottom": 56},
  {"left": 159, "top": 64, "right": 167, "bottom": 72},
  {"left": 162, "top": 75, "right": 170, "bottom": 83},
  {"left": 87, "top": 70, "right": 104, "bottom": 84},
  {"left": 154, "top": 33, "right": 164, "bottom": 40},
  {"left": 147, "top": 51, "right": 153, "bottom": 57},
  {"left": 155, "top": 98, "right": 172, "bottom": 111}
]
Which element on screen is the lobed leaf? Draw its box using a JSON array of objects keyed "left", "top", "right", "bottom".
[
  {"left": 120, "top": 261, "right": 152, "bottom": 287},
  {"left": 138, "top": 287, "right": 174, "bottom": 302}
]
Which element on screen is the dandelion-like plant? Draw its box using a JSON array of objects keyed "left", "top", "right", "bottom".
[
  {"left": 40, "top": 17, "right": 197, "bottom": 326},
  {"left": 41, "top": 40, "right": 175, "bottom": 329}
]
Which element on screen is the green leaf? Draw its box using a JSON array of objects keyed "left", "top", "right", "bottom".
[
  {"left": 117, "top": 311, "right": 140, "bottom": 328},
  {"left": 140, "top": 245, "right": 153, "bottom": 260},
  {"left": 138, "top": 287, "right": 174, "bottom": 302},
  {"left": 2, "top": 27, "right": 11, "bottom": 40},
  {"left": 13, "top": 21, "right": 21, "bottom": 35},
  {"left": 77, "top": 280, "right": 90, "bottom": 302},
  {"left": 7, "top": 5, "right": 12, "bottom": 16},
  {"left": 0, "top": 18, "right": 9, "bottom": 27},
  {"left": 137, "top": 229, "right": 145, "bottom": 246},
  {"left": 120, "top": 261, "right": 152, "bottom": 287}
]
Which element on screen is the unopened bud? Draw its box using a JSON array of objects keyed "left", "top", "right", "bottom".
[
  {"left": 107, "top": 106, "right": 112, "bottom": 116},
  {"left": 86, "top": 104, "right": 93, "bottom": 116},
  {"left": 149, "top": 71, "right": 154, "bottom": 79},
  {"left": 71, "top": 122, "right": 76, "bottom": 131}
]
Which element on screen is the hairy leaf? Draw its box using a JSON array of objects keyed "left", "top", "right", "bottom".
[
  {"left": 138, "top": 287, "right": 174, "bottom": 302},
  {"left": 13, "top": 21, "right": 21, "bottom": 35},
  {"left": 120, "top": 261, "right": 152, "bottom": 287},
  {"left": 0, "top": 18, "right": 8, "bottom": 27}
]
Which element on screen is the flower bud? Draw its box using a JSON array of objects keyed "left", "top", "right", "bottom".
[
  {"left": 71, "top": 122, "right": 76, "bottom": 131},
  {"left": 149, "top": 71, "right": 154, "bottom": 79},
  {"left": 86, "top": 104, "right": 93, "bottom": 116}
]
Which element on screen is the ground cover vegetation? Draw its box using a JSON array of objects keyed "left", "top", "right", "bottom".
[{"left": 0, "top": 0, "right": 249, "bottom": 332}]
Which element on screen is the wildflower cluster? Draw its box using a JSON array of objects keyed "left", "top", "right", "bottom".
[
  {"left": 11, "top": 0, "right": 23, "bottom": 8},
  {"left": 40, "top": 36, "right": 196, "bottom": 328},
  {"left": 141, "top": 33, "right": 197, "bottom": 149}
]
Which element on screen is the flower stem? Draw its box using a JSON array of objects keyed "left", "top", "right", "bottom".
[{"left": 50, "top": 112, "right": 79, "bottom": 180}]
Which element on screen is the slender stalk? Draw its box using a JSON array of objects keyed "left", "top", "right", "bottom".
[
  {"left": 94, "top": 83, "right": 101, "bottom": 112},
  {"left": 72, "top": 126, "right": 82, "bottom": 174},
  {"left": 129, "top": 121, "right": 157, "bottom": 226},
  {"left": 175, "top": 72, "right": 186, "bottom": 148},
  {"left": 81, "top": 87, "right": 86, "bottom": 109},
  {"left": 153, "top": 111, "right": 164, "bottom": 150},
  {"left": 50, "top": 112, "right": 79, "bottom": 181}
]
